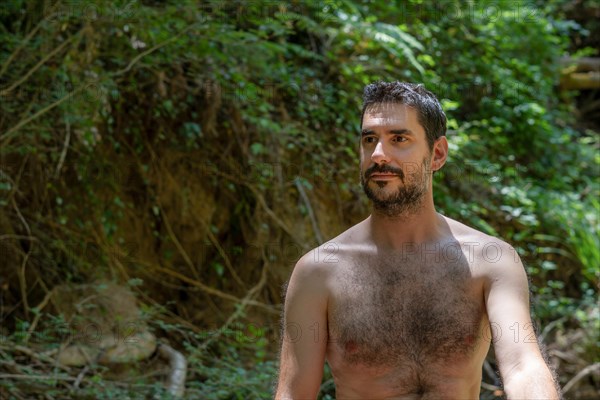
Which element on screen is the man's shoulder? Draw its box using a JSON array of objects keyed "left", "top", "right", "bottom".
[
  {"left": 294, "top": 220, "right": 367, "bottom": 272},
  {"left": 442, "top": 215, "right": 519, "bottom": 266}
]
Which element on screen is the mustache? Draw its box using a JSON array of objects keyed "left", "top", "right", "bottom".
[{"left": 364, "top": 164, "right": 406, "bottom": 180}]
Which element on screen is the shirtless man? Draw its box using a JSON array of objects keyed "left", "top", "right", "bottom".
[{"left": 275, "top": 82, "right": 561, "bottom": 399}]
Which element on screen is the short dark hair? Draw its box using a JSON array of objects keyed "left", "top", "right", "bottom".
[{"left": 361, "top": 81, "right": 447, "bottom": 150}]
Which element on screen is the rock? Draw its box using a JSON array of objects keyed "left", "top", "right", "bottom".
[{"left": 51, "top": 282, "right": 157, "bottom": 366}]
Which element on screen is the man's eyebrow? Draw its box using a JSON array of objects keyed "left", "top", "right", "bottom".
[
  {"left": 361, "top": 129, "right": 374, "bottom": 136},
  {"left": 361, "top": 128, "right": 413, "bottom": 136},
  {"left": 389, "top": 129, "right": 413, "bottom": 135}
]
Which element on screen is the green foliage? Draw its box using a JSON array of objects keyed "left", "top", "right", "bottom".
[
  {"left": 155, "top": 320, "right": 278, "bottom": 399},
  {"left": 186, "top": 349, "right": 277, "bottom": 399}
]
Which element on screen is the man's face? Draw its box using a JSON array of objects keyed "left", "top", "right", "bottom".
[{"left": 360, "top": 103, "right": 432, "bottom": 217}]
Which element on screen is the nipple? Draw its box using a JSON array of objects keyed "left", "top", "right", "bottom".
[
  {"left": 464, "top": 334, "right": 475, "bottom": 345},
  {"left": 344, "top": 340, "right": 358, "bottom": 353}
]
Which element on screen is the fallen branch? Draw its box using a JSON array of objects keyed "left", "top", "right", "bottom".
[
  {"left": 539, "top": 316, "right": 567, "bottom": 343},
  {"left": 23, "top": 288, "right": 55, "bottom": 345},
  {"left": 562, "top": 362, "right": 600, "bottom": 394},
  {"left": 0, "top": 373, "right": 75, "bottom": 382},
  {"left": 11, "top": 345, "right": 71, "bottom": 373},
  {"left": 157, "top": 343, "right": 187, "bottom": 398},
  {"left": 199, "top": 260, "right": 269, "bottom": 351},
  {"left": 12, "top": 195, "right": 33, "bottom": 320},
  {"left": 71, "top": 364, "right": 90, "bottom": 390},
  {"left": 152, "top": 264, "right": 277, "bottom": 314},
  {"left": 481, "top": 381, "right": 504, "bottom": 397},
  {"left": 0, "top": 234, "right": 38, "bottom": 242}
]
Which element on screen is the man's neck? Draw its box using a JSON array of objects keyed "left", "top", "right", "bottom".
[{"left": 368, "top": 198, "right": 444, "bottom": 249}]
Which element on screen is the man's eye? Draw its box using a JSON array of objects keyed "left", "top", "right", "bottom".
[
  {"left": 363, "top": 137, "right": 376, "bottom": 144},
  {"left": 393, "top": 136, "right": 407, "bottom": 143}
]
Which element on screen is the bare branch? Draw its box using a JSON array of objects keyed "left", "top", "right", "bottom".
[
  {"left": 111, "top": 23, "right": 199, "bottom": 77},
  {"left": 0, "top": 3, "right": 61, "bottom": 78},
  {"left": 157, "top": 344, "right": 187, "bottom": 398},
  {"left": 562, "top": 362, "right": 600, "bottom": 394},
  {"left": 0, "top": 34, "right": 78, "bottom": 97},
  {"left": 0, "top": 85, "right": 86, "bottom": 144},
  {"left": 295, "top": 177, "right": 323, "bottom": 244},
  {"left": 54, "top": 116, "right": 71, "bottom": 179}
]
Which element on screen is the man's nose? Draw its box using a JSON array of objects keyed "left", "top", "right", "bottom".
[{"left": 371, "top": 141, "right": 390, "bottom": 164}]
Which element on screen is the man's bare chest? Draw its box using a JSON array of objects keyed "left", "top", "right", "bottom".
[{"left": 327, "top": 253, "right": 486, "bottom": 368}]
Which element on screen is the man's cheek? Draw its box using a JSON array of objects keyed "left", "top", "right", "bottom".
[{"left": 401, "top": 162, "right": 420, "bottom": 176}]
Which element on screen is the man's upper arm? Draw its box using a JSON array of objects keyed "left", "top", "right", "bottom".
[
  {"left": 484, "top": 240, "right": 558, "bottom": 397},
  {"left": 276, "top": 252, "right": 330, "bottom": 399}
]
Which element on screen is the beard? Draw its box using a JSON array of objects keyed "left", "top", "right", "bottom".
[{"left": 361, "top": 158, "right": 431, "bottom": 218}]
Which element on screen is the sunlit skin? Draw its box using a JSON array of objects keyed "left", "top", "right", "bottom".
[{"left": 275, "top": 103, "right": 560, "bottom": 400}]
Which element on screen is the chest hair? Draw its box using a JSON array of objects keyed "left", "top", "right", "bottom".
[{"left": 329, "top": 254, "right": 484, "bottom": 367}]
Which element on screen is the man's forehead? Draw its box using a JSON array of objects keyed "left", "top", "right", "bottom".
[{"left": 362, "top": 103, "right": 418, "bottom": 127}]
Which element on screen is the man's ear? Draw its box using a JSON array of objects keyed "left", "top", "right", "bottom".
[{"left": 431, "top": 136, "right": 448, "bottom": 172}]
